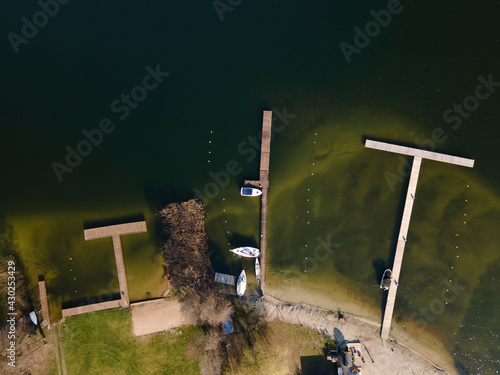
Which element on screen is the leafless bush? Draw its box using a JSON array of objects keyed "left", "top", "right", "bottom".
[
  {"left": 160, "top": 199, "right": 234, "bottom": 375},
  {"left": 160, "top": 199, "right": 215, "bottom": 296},
  {"left": 199, "top": 327, "right": 225, "bottom": 375}
]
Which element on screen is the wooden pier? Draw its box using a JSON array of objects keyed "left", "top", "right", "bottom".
[
  {"left": 38, "top": 280, "right": 50, "bottom": 327},
  {"left": 62, "top": 300, "right": 121, "bottom": 318},
  {"left": 84, "top": 221, "right": 148, "bottom": 309},
  {"left": 365, "top": 140, "right": 474, "bottom": 340},
  {"left": 243, "top": 110, "right": 272, "bottom": 295},
  {"left": 259, "top": 111, "right": 272, "bottom": 295},
  {"left": 214, "top": 272, "right": 236, "bottom": 286}
]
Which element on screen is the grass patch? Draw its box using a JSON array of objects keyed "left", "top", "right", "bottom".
[
  {"left": 63, "top": 309, "right": 201, "bottom": 375},
  {"left": 229, "top": 320, "right": 333, "bottom": 375}
]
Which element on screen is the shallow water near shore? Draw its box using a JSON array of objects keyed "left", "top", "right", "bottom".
[{"left": 1, "top": 1, "right": 499, "bottom": 373}]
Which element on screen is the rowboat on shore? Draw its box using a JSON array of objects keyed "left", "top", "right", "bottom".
[
  {"left": 255, "top": 258, "right": 261, "bottom": 282},
  {"left": 237, "top": 270, "right": 247, "bottom": 296},
  {"left": 230, "top": 246, "right": 260, "bottom": 258},
  {"left": 380, "top": 269, "right": 392, "bottom": 291}
]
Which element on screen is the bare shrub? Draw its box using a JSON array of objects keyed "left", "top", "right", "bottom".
[
  {"left": 160, "top": 199, "right": 214, "bottom": 296},
  {"left": 199, "top": 327, "right": 225, "bottom": 375},
  {"left": 160, "top": 199, "right": 234, "bottom": 374}
]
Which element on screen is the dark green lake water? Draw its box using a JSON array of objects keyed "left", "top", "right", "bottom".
[{"left": 1, "top": 1, "right": 499, "bottom": 373}]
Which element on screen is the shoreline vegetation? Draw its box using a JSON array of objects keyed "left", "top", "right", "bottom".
[
  {"left": 160, "top": 198, "right": 453, "bottom": 375},
  {"left": 0, "top": 198, "right": 456, "bottom": 374},
  {"left": 252, "top": 294, "right": 450, "bottom": 375},
  {"left": 160, "top": 199, "right": 268, "bottom": 375}
]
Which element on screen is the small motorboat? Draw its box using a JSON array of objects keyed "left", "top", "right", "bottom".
[
  {"left": 29, "top": 311, "right": 38, "bottom": 326},
  {"left": 230, "top": 246, "right": 260, "bottom": 258},
  {"left": 380, "top": 269, "right": 392, "bottom": 291},
  {"left": 237, "top": 270, "right": 247, "bottom": 296},
  {"left": 240, "top": 187, "right": 262, "bottom": 197},
  {"left": 255, "top": 258, "right": 261, "bottom": 282}
]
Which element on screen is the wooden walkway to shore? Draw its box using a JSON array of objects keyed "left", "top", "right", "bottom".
[
  {"left": 214, "top": 272, "right": 236, "bottom": 285},
  {"left": 62, "top": 300, "right": 121, "bottom": 318},
  {"left": 244, "top": 110, "right": 272, "bottom": 295},
  {"left": 84, "top": 221, "right": 148, "bottom": 309},
  {"left": 365, "top": 140, "right": 474, "bottom": 340},
  {"left": 38, "top": 280, "right": 50, "bottom": 327}
]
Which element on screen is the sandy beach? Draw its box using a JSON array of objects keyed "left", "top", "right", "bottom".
[{"left": 247, "top": 294, "right": 455, "bottom": 375}]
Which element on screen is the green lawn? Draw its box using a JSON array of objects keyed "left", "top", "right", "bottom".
[
  {"left": 230, "top": 320, "right": 334, "bottom": 375},
  {"left": 62, "top": 309, "right": 201, "bottom": 375},
  {"left": 61, "top": 307, "right": 336, "bottom": 375}
]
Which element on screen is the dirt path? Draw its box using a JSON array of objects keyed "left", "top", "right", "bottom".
[
  {"left": 51, "top": 327, "right": 62, "bottom": 375},
  {"left": 54, "top": 323, "right": 68, "bottom": 375}
]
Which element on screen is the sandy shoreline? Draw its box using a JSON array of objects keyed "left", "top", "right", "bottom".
[{"left": 246, "top": 294, "right": 456, "bottom": 375}]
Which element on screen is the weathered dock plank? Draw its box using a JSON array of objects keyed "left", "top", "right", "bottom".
[
  {"left": 244, "top": 180, "right": 261, "bottom": 188},
  {"left": 259, "top": 111, "right": 272, "bottom": 294},
  {"left": 61, "top": 300, "right": 121, "bottom": 318},
  {"left": 84, "top": 221, "right": 147, "bottom": 240},
  {"left": 380, "top": 156, "right": 421, "bottom": 339},
  {"left": 38, "top": 280, "right": 50, "bottom": 327},
  {"left": 112, "top": 235, "right": 130, "bottom": 308},
  {"left": 365, "top": 139, "right": 474, "bottom": 167},
  {"left": 214, "top": 272, "right": 236, "bottom": 286}
]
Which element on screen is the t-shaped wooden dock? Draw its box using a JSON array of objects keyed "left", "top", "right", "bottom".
[
  {"left": 84, "top": 221, "right": 147, "bottom": 308},
  {"left": 365, "top": 140, "right": 474, "bottom": 340}
]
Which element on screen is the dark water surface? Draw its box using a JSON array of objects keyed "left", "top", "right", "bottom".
[{"left": 1, "top": 1, "right": 499, "bottom": 373}]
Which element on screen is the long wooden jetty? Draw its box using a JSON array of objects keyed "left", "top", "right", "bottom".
[
  {"left": 62, "top": 300, "right": 121, "bottom": 318},
  {"left": 84, "top": 221, "right": 148, "bottom": 309},
  {"left": 244, "top": 110, "right": 272, "bottom": 295},
  {"left": 365, "top": 140, "right": 474, "bottom": 340}
]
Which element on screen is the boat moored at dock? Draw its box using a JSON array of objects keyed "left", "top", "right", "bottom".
[
  {"left": 240, "top": 187, "right": 262, "bottom": 197},
  {"left": 230, "top": 246, "right": 260, "bottom": 258},
  {"left": 237, "top": 270, "right": 247, "bottom": 296},
  {"left": 380, "top": 269, "right": 392, "bottom": 291},
  {"left": 255, "top": 258, "right": 261, "bottom": 281}
]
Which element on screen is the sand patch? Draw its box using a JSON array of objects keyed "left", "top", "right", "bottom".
[
  {"left": 131, "top": 298, "right": 193, "bottom": 336},
  {"left": 250, "top": 295, "right": 452, "bottom": 375}
]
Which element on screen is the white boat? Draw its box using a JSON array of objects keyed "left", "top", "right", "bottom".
[
  {"left": 255, "top": 258, "right": 261, "bottom": 282},
  {"left": 237, "top": 270, "right": 247, "bottom": 296},
  {"left": 380, "top": 269, "right": 392, "bottom": 291},
  {"left": 29, "top": 311, "right": 38, "bottom": 325},
  {"left": 230, "top": 246, "right": 260, "bottom": 258},
  {"left": 240, "top": 187, "right": 262, "bottom": 197}
]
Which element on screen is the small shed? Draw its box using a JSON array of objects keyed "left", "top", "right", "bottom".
[{"left": 222, "top": 318, "right": 234, "bottom": 334}]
